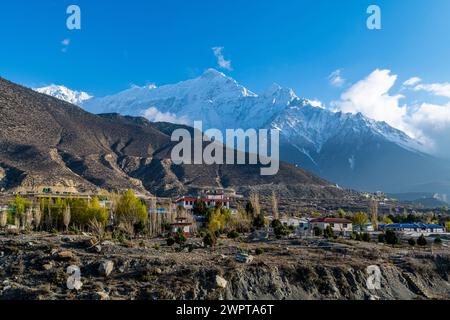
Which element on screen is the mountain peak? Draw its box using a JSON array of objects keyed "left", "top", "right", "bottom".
[
  {"left": 34, "top": 84, "right": 92, "bottom": 105},
  {"left": 201, "top": 68, "right": 227, "bottom": 79}
]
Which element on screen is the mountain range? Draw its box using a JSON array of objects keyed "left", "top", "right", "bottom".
[
  {"left": 35, "top": 69, "right": 450, "bottom": 201},
  {"left": 0, "top": 76, "right": 352, "bottom": 201}
]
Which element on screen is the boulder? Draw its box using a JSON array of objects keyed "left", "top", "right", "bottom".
[
  {"left": 215, "top": 275, "right": 228, "bottom": 289},
  {"left": 56, "top": 250, "right": 76, "bottom": 261},
  {"left": 98, "top": 260, "right": 114, "bottom": 277}
]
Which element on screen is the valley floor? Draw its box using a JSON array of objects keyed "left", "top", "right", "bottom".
[{"left": 0, "top": 232, "right": 449, "bottom": 300}]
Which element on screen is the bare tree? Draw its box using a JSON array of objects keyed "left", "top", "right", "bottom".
[
  {"left": 25, "top": 208, "right": 33, "bottom": 229},
  {"left": 249, "top": 192, "right": 261, "bottom": 218},
  {"left": 88, "top": 218, "right": 105, "bottom": 242},
  {"left": 0, "top": 210, "right": 7, "bottom": 229},
  {"left": 33, "top": 206, "right": 42, "bottom": 231},
  {"left": 369, "top": 198, "right": 378, "bottom": 231},
  {"left": 271, "top": 191, "right": 279, "bottom": 220},
  {"left": 63, "top": 205, "right": 71, "bottom": 232}
]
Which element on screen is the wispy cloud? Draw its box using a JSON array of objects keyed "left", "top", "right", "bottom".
[
  {"left": 142, "top": 107, "right": 189, "bottom": 124},
  {"left": 212, "top": 47, "right": 232, "bottom": 71},
  {"left": 413, "top": 82, "right": 450, "bottom": 99},
  {"left": 61, "top": 38, "right": 70, "bottom": 53},
  {"left": 328, "top": 69, "right": 345, "bottom": 87},
  {"left": 403, "top": 77, "right": 422, "bottom": 87}
]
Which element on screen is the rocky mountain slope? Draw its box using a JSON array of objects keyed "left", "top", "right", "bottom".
[
  {"left": 41, "top": 69, "right": 450, "bottom": 198},
  {"left": 1, "top": 77, "right": 348, "bottom": 198}
]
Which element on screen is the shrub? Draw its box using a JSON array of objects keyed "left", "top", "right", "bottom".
[
  {"left": 313, "top": 226, "right": 323, "bottom": 237},
  {"left": 408, "top": 238, "right": 416, "bottom": 246},
  {"left": 255, "top": 248, "right": 264, "bottom": 255},
  {"left": 166, "top": 237, "right": 175, "bottom": 246},
  {"left": 417, "top": 235, "right": 428, "bottom": 246},
  {"left": 361, "top": 233, "right": 371, "bottom": 242},
  {"left": 227, "top": 230, "right": 240, "bottom": 239},
  {"left": 385, "top": 229, "right": 400, "bottom": 245},
  {"left": 174, "top": 229, "right": 187, "bottom": 245},
  {"left": 323, "top": 226, "right": 334, "bottom": 239},
  {"left": 203, "top": 231, "right": 217, "bottom": 248},
  {"left": 378, "top": 233, "right": 386, "bottom": 243},
  {"left": 434, "top": 237, "right": 442, "bottom": 245},
  {"left": 253, "top": 213, "right": 266, "bottom": 229},
  {"left": 273, "top": 220, "right": 291, "bottom": 238}
]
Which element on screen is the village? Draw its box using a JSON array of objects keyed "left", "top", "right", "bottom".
[
  {"left": 0, "top": 186, "right": 450, "bottom": 300},
  {"left": 0, "top": 186, "right": 449, "bottom": 251}
]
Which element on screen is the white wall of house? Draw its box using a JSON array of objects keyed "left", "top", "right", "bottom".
[{"left": 311, "top": 222, "right": 353, "bottom": 234}]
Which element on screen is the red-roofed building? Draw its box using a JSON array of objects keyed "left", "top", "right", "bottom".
[
  {"left": 310, "top": 217, "right": 353, "bottom": 235},
  {"left": 176, "top": 190, "right": 231, "bottom": 211}
]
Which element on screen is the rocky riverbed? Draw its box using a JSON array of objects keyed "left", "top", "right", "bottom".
[{"left": 0, "top": 232, "right": 449, "bottom": 300}]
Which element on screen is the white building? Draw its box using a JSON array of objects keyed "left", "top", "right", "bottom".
[
  {"left": 310, "top": 218, "right": 353, "bottom": 235},
  {"left": 176, "top": 191, "right": 231, "bottom": 211}
]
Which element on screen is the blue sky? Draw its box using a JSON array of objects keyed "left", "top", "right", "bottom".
[
  {"left": 2, "top": 0, "right": 450, "bottom": 156},
  {"left": 0, "top": 0, "right": 449, "bottom": 100}
]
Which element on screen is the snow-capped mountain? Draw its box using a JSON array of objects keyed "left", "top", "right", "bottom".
[
  {"left": 34, "top": 85, "right": 92, "bottom": 106},
  {"left": 39, "top": 69, "right": 450, "bottom": 196}
]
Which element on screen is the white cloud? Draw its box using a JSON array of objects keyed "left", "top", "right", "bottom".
[
  {"left": 142, "top": 107, "right": 189, "bottom": 124},
  {"left": 61, "top": 38, "right": 70, "bottom": 53},
  {"left": 328, "top": 69, "right": 345, "bottom": 87},
  {"left": 306, "top": 99, "right": 324, "bottom": 108},
  {"left": 407, "top": 102, "right": 450, "bottom": 155},
  {"left": 212, "top": 47, "right": 232, "bottom": 71},
  {"left": 333, "top": 69, "right": 450, "bottom": 157},
  {"left": 403, "top": 77, "right": 422, "bottom": 87},
  {"left": 413, "top": 82, "right": 450, "bottom": 98},
  {"left": 333, "top": 69, "right": 408, "bottom": 133}
]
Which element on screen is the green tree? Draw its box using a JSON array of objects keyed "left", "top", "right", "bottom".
[
  {"left": 313, "top": 226, "right": 323, "bottom": 237},
  {"left": 207, "top": 207, "right": 232, "bottom": 235},
  {"left": 337, "top": 208, "right": 346, "bottom": 218},
  {"left": 115, "top": 190, "right": 148, "bottom": 225},
  {"left": 352, "top": 212, "right": 368, "bottom": 231},
  {"left": 253, "top": 213, "right": 266, "bottom": 229},
  {"left": 272, "top": 219, "right": 290, "bottom": 237},
  {"left": 203, "top": 230, "right": 217, "bottom": 248},
  {"left": 245, "top": 201, "right": 255, "bottom": 217},
  {"left": 324, "top": 225, "right": 334, "bottom": 239},
  {"left": 383, "top": 216, "right": 394, "bottom": 225},
  {"left": 87, "top": 197, "right": 109, "bottom": 224},
  {"left": 174, "top": 229, "right": 187, "bottom": 245},
  {"left": 385, "top": 229, "right": 400, "bottom": 245},
  {"left": 11, "top": 195, "right": 31, "bottom": 226},
  {"left": 193, "top": 200, "right": 208, "bottom": 216}
]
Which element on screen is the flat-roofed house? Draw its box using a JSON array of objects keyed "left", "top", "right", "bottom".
[
  {"left": 176, "top": 190, "right": 231, "bottom": 211},
  {"left": 380, "top": 223, "right": 446, "bottom": 235},
  {"left": 310, "top": 217, "right": 353, "bottom": 236}
]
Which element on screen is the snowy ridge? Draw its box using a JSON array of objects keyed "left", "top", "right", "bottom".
[
  {"left": 40, "top": 69, "right": 424, "bottom": 156},
  {"left": 34, "top": 85, "right": 92, "bottom": 106}
]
